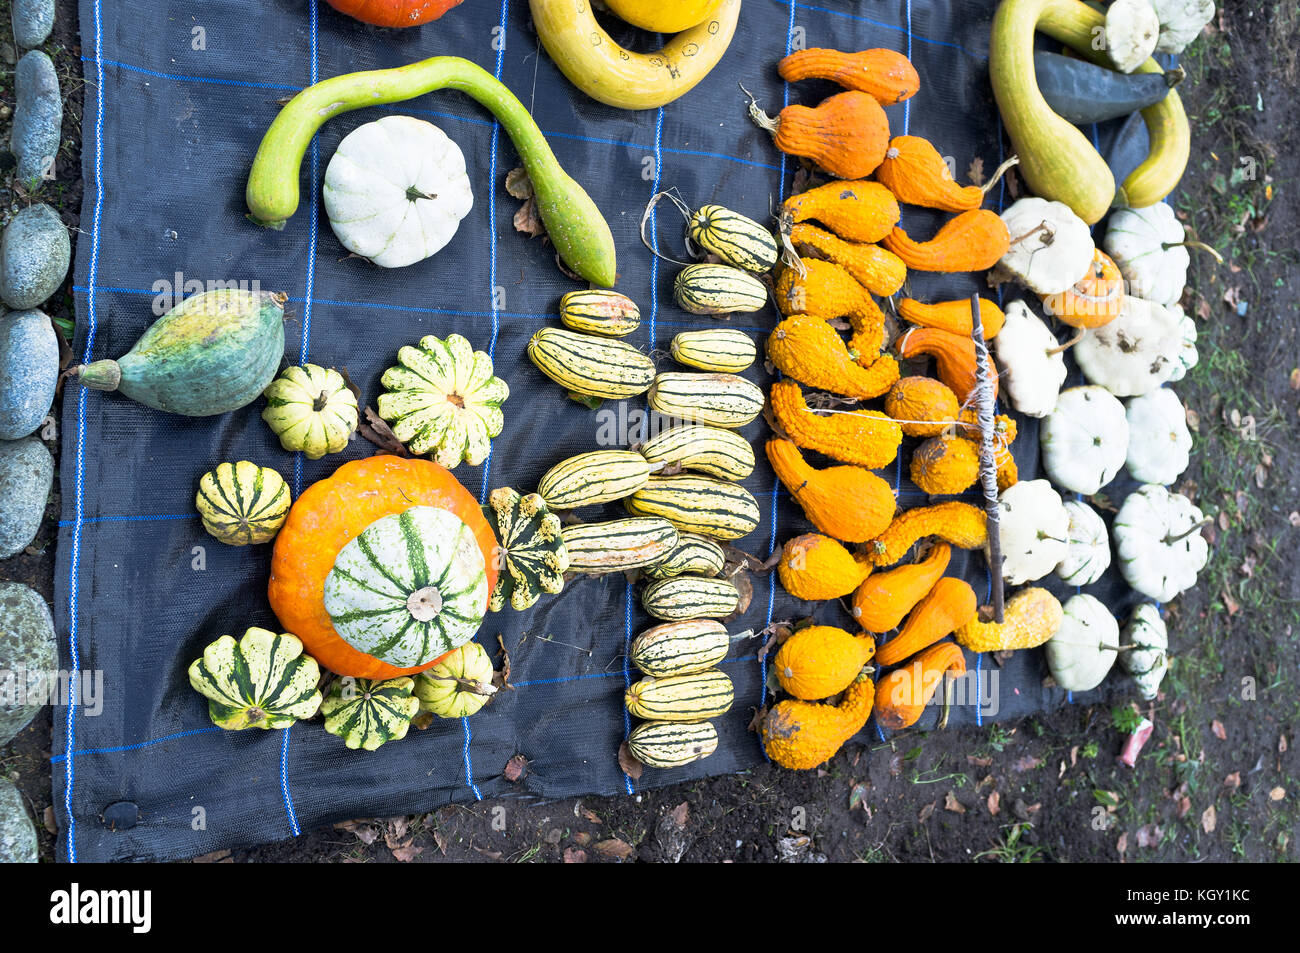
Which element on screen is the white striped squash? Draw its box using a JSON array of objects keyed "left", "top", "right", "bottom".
[
  {"left": 628, "top": 720, "right": 719, "bottom": 768},
  {"left": 187, "top": 628, "right": 322, "bottom": 731},
  {"left": 687, "top": 204, "right": 779, "bottom": 274},
  {"left": 625, "top": 669, "right": 734, "bottom": 720},
  {"left": 537, "top": 449, "right": 654, "bottom": 509},
  {"left": 320, "top": 676, "right": 420, "bottom": 751},
  {"left": 631, "top": 619, "right": 730, "bottom": 676},
  {"left": 642, "top": 576, "right": 741, "bottom": 620},
  {"left": 561, "top": 517, "right": 679, "bottom": 572},
  {"left": 639, "top": 425, "right": 755, "bottom": 481},
  {"left": 648, "top": 372, "right": 764, "bottom": 428},
  {"left": 670, "top": 328, "right": 757, "bottom": 372},
  {"left": 674, "top": 263, "right": 768, "bottom": 314},
  {"left": 527, "top": 327, "right": 655, "bottom": 399},
  {"left": 625, "top": 474, "right": 761, "bottom": 540}
]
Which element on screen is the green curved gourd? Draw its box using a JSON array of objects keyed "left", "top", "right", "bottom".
[
  {"left": 246, "top": 56, "right": 617, "bottom": 286},
  {"left": 990, "top": 0, "right": 1188, "bottom": 222},
  {"left": 77, "top": 289, "right": 286, "bottom": 416},
  {"left": 187, "top": 628, "right": 322, "bottom": 730},
  {"left": 320, "top": 676, "right": 421, "bottom": 751}
]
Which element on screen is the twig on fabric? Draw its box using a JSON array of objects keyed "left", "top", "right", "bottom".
[{"left": 970, "top": 294, "right": 1004, "bottom": 623}]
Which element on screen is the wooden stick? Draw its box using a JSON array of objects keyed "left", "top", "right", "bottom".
[{"left": 970, "top": 294, "right": 1004, "bottom": 623}]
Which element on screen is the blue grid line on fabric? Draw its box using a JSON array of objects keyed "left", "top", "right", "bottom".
[
  {"left": 461, "top": 716, "right": 484, "bottom": 800},
  {"left": 279, "top": 724, "right": 300, "bottom": 836},
  {"left": 777, "top": 0, "right": 974, "bottom": 56},
  {"left": 50, "top": 725, "right": 224, "bottom": 764},
  {"left": 620, "top": 581, "right": 635, "bottom": 794},
  {"left": 57, "top": 513, "right": 196, "bottom": 527},
  {"left": 89, "top": 56, "right": 302, "bottom": 90}
]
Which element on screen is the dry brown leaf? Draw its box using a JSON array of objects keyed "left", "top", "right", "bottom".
[
  {"left": 43, "top": 806, "right": 57, "bottom": 835},
  {"left": 967, "top": 156, "right": 986, "bottom": 186},
  {"left": 917, "top": 801, "right": 936, "bottom": 822},
  {"left": 433, "top": 830, "right": 448, "bottom": 856},
  {"left": 192, "top": 849, "right": 233, "bottom": 863},
  {"left": 1291, "top": 368, "right": 1300, "bottom": 390},
  {"left": 1224, "top": 771, "right": 1242, "bottom": 789},
  {"left": 617, "top": 740, "right": 644, "bottom": 781},
  {"left": 987, "top": 791, "right": 1001, "bottom": 816},
  {"left": 472, "top": 846, "right": 503, "bottom": 860},
  {"left": 562, "top": 847, "right": 587, "bottom": 863},
  {"left": 579, "top": 805, "right": 602, "bottom": 824},
  {"left": 1270, "top": 786, "right": 1286, "bottom": 801},
  {"left": 1116, "top": 831, "right": 1128, "bottom": 860},
  {"left": 494, "top": 634, "right": 513, "bottom": 691},
  {"left": 335, "top": 819, "right": 380, "bottom": 845},
  {"left": 669, "top": 801, "right": 690, "bottom": 828},
  {"left": 358, "top": 407, "right": 410, "bottom": 456},
  {"left": 1011, "top": 755, "right": 1043, "bottom": 773},
  {"left": 967, "top": 754, "right": 993, "bottom": 767},
  {"left": 391, "top": 840, "right": 423, "bottom": 862},
  {"left": 1212, "top": 719, "right": 1227, "bottom": 741},
  {"left": 1280, "top": 734, "right": 1289, "bottom": 754},
  {"left": 1201, "top": 804, "right": 1217, "bottom": 833},
  {"left": 504, "top": 167, "right": 533, "bottom": 200},
  {"left": 593, "top": 838, "right": 635, "bottom": 862},
  {"left": 503, "top": 754, "right": 528, "bottom": 783},
  {"left": 1177, "top": 796, "right": 1191, "bottom": 818},
  {"left": 944, "top": 791, "right": 966, "bottom": 814},
  {"left": 1135, "top": 823, "right": 1163, "bottom": 848}
]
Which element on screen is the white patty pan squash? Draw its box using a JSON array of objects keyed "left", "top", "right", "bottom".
[
  {"left": 1125, "top": 388, "right": 1192, "bottom": 485},
  {"left": 1074, "top": 295, "right": 1182, "bottom": 397},
  {"left": 1114, "top": 484, "right": 1209, "bottom": 602},
  {"left": 1103, "top": 203, "right": 1189, "bottom": 306},
  {"left": 1166, "top": 304, "right": 1198, "bottom": 382},
  {"left": 323, "top": 116, "right": 473, "bottom": 269},
  {"left": 262, "top": 364, "right": 359, "bottom": 460},
  {"left": 1151, "top": 0, "right": 1216, "bottom": 54},
  {"left": 994, "top": 300, "right": 1069, "bottom": 418},
  {"left": 1122, "top": 603, "right": 1169, "bottom": 700},
  {"left": 1041, "top": 385, "right": 1130, "bottom": 495},
  {"left": 1105, "top": 0, "right": 1161, "bottom": 73},
  {"left": 1056, "top": 500, "right": 1111, "bottom": 586},
  {"left": 997, "top": 479, "right": 1070, "bottom": 585},
  {"left": 1046, "top": 594, "right": 1120, "bottom": 692},
  {"left": 997, "top": 197, "right": 1095, "bottom": 295}
]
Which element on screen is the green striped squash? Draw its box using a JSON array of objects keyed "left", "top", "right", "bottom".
[
  {"left": 639, "top": 425, "right": 756, "bottom": 481},
  {"left": 648, "top": 372, "right": 764, "bottom": 428},
  {"left": 537, "top": 450, "right": 653, "bottom": 509},
  {"left": 643, "top": 532, "right": 726, "bottom": 580},
  {"left": 562, "top": 517, "right": 679, "bottom": 572},
  {"left": 559, "top": 290, "right": 641, "bottom": 337},
  {"left": 687, "top": 205, "right": 779, "bottom": 274},
  {"left": 626, "top": 670, "right": 734, "bottom": 720},
  {"left": 642, "top": 576, "right": 741, "bottom": 621},
  {"left": 187, "top": 628, "right": 322, "bottom": 731},
  {"left": 628, "top": 720, "right": 719, "bottom": 768},
  {"left": 322, "top": 506, "right": 488, "bottom": 669},
  {"left": 630, "top": 619, "right": 730, "bottom": 676},
  {"left": 486, "top": 487, "right": 569, "bottom": 612},
  {"left": 414, "top": 642, "right": 497, "bottom": 718},
  {"left": 320, "top": 676, "right": 420, "bottom": 751},
  {"left": 527, "top": 327, "right": 655, "bottom": 400},
  {"left": 195, "top": 460, "right": 291, "bottom": 546},
  {"left": 626, "top": 474, "right": 761, "bottom": 541},
  {"left": 674, "top": 263, "right": 769, "bottom": 314},
  {"left": 670, "top": 328, "right": 757, "bottom": 372}
]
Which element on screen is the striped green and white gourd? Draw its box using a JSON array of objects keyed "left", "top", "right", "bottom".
[
  {"left": 187, "top": 628, "right": 323, "bottom": 731},
  {"left": 642, "top": 576, "right": 741, "bottom": 621},
  {"left": 628, "top": 720, "right": 719, "bottom": 768},
  {"left": 320, "top": 676, "right": 421, "bottom": 751},
  {"left": 537, "top": 450, "right": 655, "bottom": 509},
  {"left": 322, "top": 506, "right": 488, "bottom": 669},
  {"left": 674, "top": 263, "right": 768, "bottom": 314},
  {"left": 648, "top": 372, "right": 764, "bottom": 429},
  {"left": 670, "top": 328, "right": 757, "bottom": 373},
  {"left": 642, "top": 532, "right": 726, "bottom": 580},
  {"left": 527, "top": 327, "right": 655, "bottom": 400},
  {"left": 639, "top": 425, "right": 756, "bottom": 481},
  {"left": 630, "top": 619, "right": 730, "bottom": 676},
  {"left": 559, "top": 290, "right": 641, "bottom": 337},
  {"left": 625, "top": 669, "right": 734, "bottom": 721},
  {"left": 687, "top": 204, "right": 779, "bottom": 274},
  {"left": 195, "top": 460, "right": 291, "bottom": 546},
  {"left": 626, "top": 474, "right": 761, "bottom": 540},
  {"left": 486, "top": 487, "right": 569, "bottom": 612},
  {"left": 561, "top": 517, "right": 679, "bottom": 572}
]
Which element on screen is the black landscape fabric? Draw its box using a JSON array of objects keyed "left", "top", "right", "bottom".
[{"left": 54, "top": 0, "right": 1152, "bottom": 862}]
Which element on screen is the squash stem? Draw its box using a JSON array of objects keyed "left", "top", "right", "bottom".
[
  {"left": 1170, "top": 240, "right": 1225, "bottom": 265},
  {"left": 1045, "top": 330, "right": 1084, "bottom": 355},
  {"left": 980, "top": 155, "right": 1021, "bottom": 195},
  {"left": 1164, "top": 517, "right": 1212, "bottom": 545}
]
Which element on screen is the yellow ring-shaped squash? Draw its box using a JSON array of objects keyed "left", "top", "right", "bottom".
[
  {"left": 601, "top": 0, "right": 723, "bottom": 33},
  {"left": 530, "top": 0, "right": 741, "bottom": 111}
]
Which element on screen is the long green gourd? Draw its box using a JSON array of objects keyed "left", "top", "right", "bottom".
[
  {"left": 246, "top": 56, "right": 617, "bottom": 287},
  {"left": 990, "top": 0, "right": 1189, "bottom": 223}
]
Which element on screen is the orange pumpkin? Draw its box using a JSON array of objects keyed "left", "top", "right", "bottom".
[
  {"left": 1041, "top": 249, "right": 1125, "bottom": 328},
  {"left": 268, "top": 455, "right": 499, "bottom": 679},
  {"left": 324, "top": 0, "right": 465, "bottom": 28}
]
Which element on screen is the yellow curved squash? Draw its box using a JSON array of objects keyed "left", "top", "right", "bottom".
[
  {"left": 530, "top": 0, "right": 741, "bottom": 110},
  {"left": 603, "top": 0, "right": 723, "bottom": 32}
]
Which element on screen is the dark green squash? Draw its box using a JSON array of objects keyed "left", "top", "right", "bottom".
[{"left": 1034, "top": 51, "right": 1181, "bottom": 125}]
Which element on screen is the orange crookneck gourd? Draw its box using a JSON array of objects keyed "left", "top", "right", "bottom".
[
  {"left": 873, "top": 641, "right": 967, "bottom": 730},
  {"left": 770, "top": 380, "right": 902, "bottom": 469},
  {"left": 868, "top": 502, "right": 988, "bottom": 567},
  {"left": 882, "top": 208, "right": 1010, "bottom": 272},
  {"left": 762, "top": 668, "right": 876, "bottom": 769},
  {"left": 773, "top": 259, "right": 888, "bottom": 362},
  {"left": 778, "top": 178, "right": 900, "bottom": 244},
  {"left": 897, "top": 326, "right": 999, "bottom": 403},
  {"left": 774, "top": 625, "right": 876, "bottom": 700},
  {"left": 851, "top": 543, "right": 951, "bottom": 633},
  {"left": 788, "top": 223, "right": 907, "bottom": 297},
  {"left": 875, "top": 577, "right": 978, "bottom": 666},
  {"left": 778, "top": 48, "right": 919, "bottom": 105},
  {"left": 765, "top": 439, "right": 896, "bottom": 543},
  {"left": 753, "top": 90, "right": 891, "bottom": 180},
  {"left": 767, "top": 315, "right": 899, "bottom": 400},
  {"left": 898, "top": 296, "right": 1006, "bottom": 338},
  {"left": 778, "top": 533, "right": 873, "bottom": 601},
  {"left": 875, "top": 135, "right": 1016, "bottom": 212}
]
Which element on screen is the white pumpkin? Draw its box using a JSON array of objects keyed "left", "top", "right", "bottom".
[
  {"left": 1125, "top": 388, "right": 1192, "bottom": 485},
  {"left": 1103, "top": 204, "right": 1189, "bottom": 306},
  {"left": 997, "top": 479, "right": 1070, "bottom": 585},
  {"left": 1113, "top": 484, "right": 1208, "bottom": 602},
  {"left": 994, "top": 300, "right": 1069, "bottom": 418},
  {"left": 1041, "top": 385, "right": 1130, "bottom": 495},
  {"left": 1151, "top": 0, "right": 1216, "bottom": 54},
  {"left": 1046, "top": 594, "right": 1120, "bottom": 691},
  {"left": 1106, "top": 0, "right": 1161, "bottom": 72},
  {"left": 1121, "top": 603, "right": 1169, "bottom": 700},
  {"left": 1074, "top": 295, "right": 1182, "bottom": 397},
  {"left": 323, "top": 116, "right": 474, "bottom": 269},
  {"left": 1165, "top": 304, "right": 1198, "bottom": 382},
  {"left": 1056, "top": 500, "right": 1111, "bottom": 586},
  {"left": 997, "top": 197, "right": 1095, "bottom": 295}
]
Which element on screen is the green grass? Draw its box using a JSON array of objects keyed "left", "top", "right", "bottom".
[{"left": 975, "top": 823, "right": 1046, "bottom": 863}]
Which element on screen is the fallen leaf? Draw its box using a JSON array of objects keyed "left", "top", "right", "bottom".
[
  {"left": 1289, "top": 513, "right": 1300, "bottom": 528},
  {"left": 544, "top": 827, "right": 563, "bottom": 845},
  {"left": 889, "top": 752, "right": 904, "bottom": 777},
  {"left": 848, "top": 782, "right": 870, "bottom": 811},
  {"left": 617, "top": 740, "right": 644, "bottom": 781},
  {"left": 335, "top": 819, "right": 380, "bottom": 845},
  {"left": 472, "top": 846, "right": 503, "bottom": 860},
  {"left": 43, "top": 806, "right": 57, "bottom": 835},
  {"left": 917, "top": 801, "right": 936, "bottom": 822},
  {"left": 391, "top": 840, "right": 423, "bottom": 862},
  {"left": 1117, "top": 832, "right": 1128, "bottom": 860},
  {"left": 1280, "top": 734, "right": 1289, "bottom": 754},
  {"left": 944, "top": 791, "right": 966, "bottom": 814},
  {"left": 669, "top": 801, "right": 690, "bottom": 828},
  {"left": 1270, "top": 787, "right": 1286, "bottom": 801},
  {"left": 987, "top": 791, "right": 1001, "bottom": 816},
  {"left": 1289, "top": 368, "right": 1300, "bottom": 391},
  {"left": 494, "top": 634, "right": 513, "bottom": 690},
  {"left": 966, "top": 156, "right": 986, "bottom": 186},
  {"left": 384, "top": 816, "right": 410, "bottom": 849},
  {"left": 967, "top": 755, "right": 993, "bottom": 767},
  {"left": 1185, "top": 406, "right": 1200, "bottom": 432},
  {"left": 433, "top": 830, "right": 448, "bottom": 855},
  {"left": 1201, "top": 804, "right": 1217, "bottom": 833},
  {"left": 1011, "top": 755, "right": 1043, "bottom": 773},
  {"left": 1212, "top": 719, "right": 1227, "bottom": 741},
  {"left": 504, "top": 167, "right": 533, "bottom": 200},
  {"left": 1070, "top": 745, "right": 1079, "bottom": 767},
  {"left": 1254, "top": 463, "right": 1268, "bottom": 488},
  {"left": 1224, "top": 772, "right": 1241, "bottom": 789},
  {"left": 579, "top": 805, "right": 602, "bottom": 824},
  {"left": 1177, "top": 796, "right": 1191, "bottom": 818},
  {"left": 573, "top": 831, "right": 591, "bottom": 846},
  {"left": 411, "top": 711, "right": 434, "bottom": 730},
  {"left": 593, "top": 838, "right": 635, "bottom": 862},
  {"left": 1135, "top": 823, "right": 1163, "bottom": 848},
  {"left": 1222, "top": 588, "right": 1240, "bottom": 617},
  {"left": 513, "top": 195, "right": 546, "bottom": 239},
  {"left": 192, "top": 849, "right": 233, "bottom": 863},
  {"left": 562, "top": 847, "right": 587, "bottom": 863},
  {"left": 503, "top": 754, "right": 528, "bottom": 783},
  {"left": 358, "top": 407, "right": 409, "bottom": 456}
]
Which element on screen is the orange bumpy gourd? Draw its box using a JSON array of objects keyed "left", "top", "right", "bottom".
[
  {"left": 851, "top": 543, "right": 951, "bottom": 633},
  {"left": 868, "top": 502, "right": 988, "bottom": 567},
  {"left": 764, "top": 91, "right": 891, "bottom": 180},
  {"left": 767, "top": 316, "right": 899, "bottom": 401},
  {"left": 910, "top": 434, "right": 980, "bottom": 496},
  {"left": 882, "top": 209, "right": 1010, "bottom": 272},
  {"left": 897, "top": 326, "right": 999, "bottom": 403},
  {"left": 884, "top": 376, "right": 960, "bottom": 438},
  {"left": 766, "top": 439, "right": 896, "bottom": 543},
  {"left": 898, "top": 297, "right": 1006, "bottom": 338},
  {"left": 874, "top": 135, "right": 991, "bottom": 212},
  {"left": 788, "top": 223, "right": 907, "bottom": 297},
  {"left": 778, "top": 533, "right": 873, "bottom": 601},
  {"left": 778, "top": 48, "right": 919, "bottom": 105},
  {"left": 774, "top": 260, "right": 887, "bottom": 361},
  {"left": 873, "top": 642, "right": 967, "bottom": 730},
  {"left": 875, "top": 577, "right": 978, "bottom": 666},
  {"left": 779, "top": 179, "right": 900, "bottom": 244},
  {"left": 1041, "top": 248, "right": 1124, "bottom": 328},
  {"left": 954, "top": 588, "right": 1064, "bottom": 653},
  {"left": 762, "top": 669, "right": 875, "bottom": 769},
  {"left": 774, "top": 625, "right": 876, "bottom": 700},
  {"left": 770, "top": 380, "right": 902, "bottom": 469}
]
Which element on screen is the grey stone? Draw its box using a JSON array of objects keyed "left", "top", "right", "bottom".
[
  {"left": 12, "top": 0, "right": 55, "bottom": 49},
  {"left": 0, "top": 436, "right": 52, "bottom": 558},
  {"left": 0, "top": 778, "right": 37, "bottom": 863},
  {"left": 11, "top": 51, "right": 62, "bottom": 191},
  {"left": 0, "top": 309, "right": 58, "bottom": 439},
  {"left": 0, "top": 581, "right": 55, "bottom": 746},
  {"left": 1, "top": 203, "right": 69, "bottom": 310}
]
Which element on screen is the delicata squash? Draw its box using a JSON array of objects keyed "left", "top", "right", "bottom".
[{"left": 770, "top": 380, "right": 903, "bottom": 470}]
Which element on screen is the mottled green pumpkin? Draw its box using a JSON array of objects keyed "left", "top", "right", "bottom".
[
  {"left": 187, "top": 627, "right": 322, "bottom": 730},
  {"left": 262, "top": 364, "right": 359, "bottom": 459},
  {"left": 413, "top": 641, "right": 497, "bottom": 718},
  {"left": 320, "top": 676, "right": 420, "bottom": 750},
  {"left": 486, "top": 486, "right": 569, "bottom": 611},
  {"left": 195, "top": 461, "right": 291, "bottom": 546}
]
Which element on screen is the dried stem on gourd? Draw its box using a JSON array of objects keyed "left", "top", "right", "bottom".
[
  {"left": 970, "top": 294, "right": 1004, "bottom": 623},
  {"left": 980, "top": 155, "right": 1021, "bottom": 194},
  {"left": 639, "top": 189, "right": 697, "bottom": 266},
  {"left": 1046, "top": 329, "right": 1085, "bottom": 355}
]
